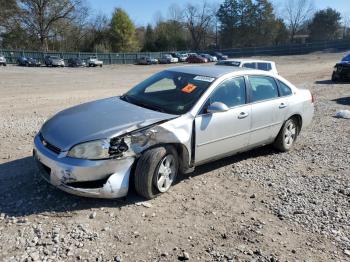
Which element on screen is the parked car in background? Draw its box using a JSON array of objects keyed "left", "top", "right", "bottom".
[
  {"left": 159, "top": 54, "right": 179, "bottom": 64},
  {"left": 170, "top": 53, "right": 188, "bottom": 62},
  {"left": 200, "top": 53, "right": 218, "bottom": 62},
  {"left": 18, "top": 56, "right": 41, "bottom": 67},
  {"left": 216, "top": 59, "right": 278, "bottom": 75},
  {"left": 137, "top": 56, "right": 158, "bottom": 65},
  {"left": 210, "top": 52, "right": 228, "bottom": 60},
  {"left": 178, "top": 53, "right": 189, "bottom": 62},
  {"left": 87, "top": 56, "right": 103, "bottom": 67},
  {"left": 44, "top": 56, "right": 65, "bottom": 67},
  {"left": 187, "top": 54, "right": 208, "bottom": 63},
  {"left": 68, "top": 58, "right": 86, "bottom": 67},
  {"left": 0, "top": 55, "right": 7, "bottom": 66},
  {"left": 33, "top": 66, "right": 314, "bottom": 200},
  {"left": 332, "top": 61, "right": 350, "bottom": 81}
]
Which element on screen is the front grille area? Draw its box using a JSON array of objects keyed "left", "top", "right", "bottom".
[
  {"left": 66, "top": 176, "right": 110, "bottom": 189},
  {"left": 39, "top": 133, "right": 62, "bottom": 154}
]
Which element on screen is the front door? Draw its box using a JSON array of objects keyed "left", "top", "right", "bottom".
[{"left": 195, "top": 76, "right": 251, "bottom": 164}]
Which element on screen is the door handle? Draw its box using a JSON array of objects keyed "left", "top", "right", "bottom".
[
  {"left": 238, "top": 112, "right": 249, "bottom": 119},
  {"left": 279, "top": 103, "right": 287, "bottom": 109}
]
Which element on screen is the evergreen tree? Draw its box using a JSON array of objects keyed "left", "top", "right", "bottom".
[
  {"left": 309, "top": 8, "right": 341, "bottom": 41},
  {"left": 110, "top": 8, "right": 138, "bottom": 52}
]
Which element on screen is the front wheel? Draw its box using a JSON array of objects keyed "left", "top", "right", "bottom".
[
  {"left": 273, "top": 118, "right": 299, "bottom": 152},
  {"left": 331, "top": 72, "right": 337, "bottom": 82},
  {"left": 134, "top": 146, "right": 179, "bottom": 199}
]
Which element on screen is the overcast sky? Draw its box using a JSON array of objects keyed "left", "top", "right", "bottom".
[{"left": 86, "top": 0, "right": 350, "bottom": 26}]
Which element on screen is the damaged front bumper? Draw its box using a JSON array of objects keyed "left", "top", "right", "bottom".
[{"left": 33, "top": 134, "right": 134, "bottom": 198}]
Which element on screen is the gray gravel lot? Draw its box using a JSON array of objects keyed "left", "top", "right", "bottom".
[{"left": 0, "top": 51, "right": 349, "bottom": 261}]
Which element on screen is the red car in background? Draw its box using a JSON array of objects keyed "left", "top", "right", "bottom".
[{"left": 186, "top": 54, "right": 208, "bottom": 63}]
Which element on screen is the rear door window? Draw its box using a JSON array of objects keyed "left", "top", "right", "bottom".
[
  {"left": 257, "top": 63, "right": 272, "bottom": 71},
  {"left": 249, "top": 76, "right": 279, "bottom": 102},
  {"left": 242, "top": 62, "right": 256, "bottom": 69}
]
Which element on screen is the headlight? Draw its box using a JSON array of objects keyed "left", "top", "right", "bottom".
[{"left": 68, "top": 140, "right": 110, "bottom": 160}]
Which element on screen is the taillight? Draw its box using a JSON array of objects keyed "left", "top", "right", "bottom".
[{"left": 311, "top": 93, "right": 315, "bottom": 103}]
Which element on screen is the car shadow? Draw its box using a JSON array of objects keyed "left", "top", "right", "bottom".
[
  {"left": 331, "top": 96, "right": 350, "bottom": 106},
  {"left": 315, "top": 80, "right": 349, "bottom": 85},
  {"left": 0, "top": 146, "right": 277, "bottom": 218},
  {"left": 0, "top": 157, "right": 146, "bottom": 218}
]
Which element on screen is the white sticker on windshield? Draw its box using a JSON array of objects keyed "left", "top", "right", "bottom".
[{"left": 194, "top": 76, "right": 215, "bottom": 82}]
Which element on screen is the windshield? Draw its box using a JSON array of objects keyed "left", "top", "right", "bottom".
[
  {"left": 342, "top": 54, "right": 350, "bottom": 61},
  {"left": 122, "top": 70, "right": 215, "bottom": 115}
]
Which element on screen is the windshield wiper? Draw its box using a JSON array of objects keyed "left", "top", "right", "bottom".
[
  {"left": 134, "top": 101, "right": 166, "bottom": 113},
  {"left": 120, "top": 95, "right": 166, "bottom": 113},
  {"left": 120, "top": 94, "right": 130, "bottom": 102}
]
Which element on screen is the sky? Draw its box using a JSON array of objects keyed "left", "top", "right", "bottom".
[{"left": 86, "top": 0, "right": 350, "bottom": 26}]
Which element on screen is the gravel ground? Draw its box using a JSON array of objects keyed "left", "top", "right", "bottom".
[{"left": 0, "top": 51, "right": 349, "bottom": 261}]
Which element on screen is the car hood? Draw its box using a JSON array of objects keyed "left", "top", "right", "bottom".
[
  {"left": 337, "top": 61, "right": 350, "bottom": 66},
  {"left": 40, "top": 97, "right": 176, "bottom": 151}
]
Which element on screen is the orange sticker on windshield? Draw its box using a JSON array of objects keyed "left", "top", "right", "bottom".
[{"left": 181, "top": 84, "right": 197, "bottom": 93}]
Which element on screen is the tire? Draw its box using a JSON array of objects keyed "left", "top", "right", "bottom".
[
  {"left": 273, "top": 118, "right": 299, "bottom": 152},
  {"left": 331, "top": 72, "right": 337, "bottom": 82},
  {"left": 134, "top": 146, "right": 179, "bottom": 199}
]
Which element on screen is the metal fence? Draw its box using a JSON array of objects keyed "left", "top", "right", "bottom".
[{"left": 1, "top": 39, "right": 350, "bottom": 65}]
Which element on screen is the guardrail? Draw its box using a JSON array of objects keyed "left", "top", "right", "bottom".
[{"left": 1, "top": 39, "right": 349, "bottom": 65}]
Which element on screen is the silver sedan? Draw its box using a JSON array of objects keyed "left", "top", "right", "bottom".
[{"left": 33, "top": 66, "right": 314, "bottom": 199}]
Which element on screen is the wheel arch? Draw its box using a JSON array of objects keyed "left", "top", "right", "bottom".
[
  {"left": 137, "top": 142, "right": 191, "bottom": 174},
  {"left": 288, "top": 114, "right": 302, "bottom": 134}
]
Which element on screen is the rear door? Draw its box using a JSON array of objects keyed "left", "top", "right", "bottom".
[
  {"left": 247, "top": 75, "right": 288, "bottom": 146},
  {"left": 195, "top": 76, "right": 251, "bottom": 163}
]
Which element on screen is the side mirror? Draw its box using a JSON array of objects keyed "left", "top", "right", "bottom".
[{"left": 206, "top": 102, "right": 229, "bottom": 113}]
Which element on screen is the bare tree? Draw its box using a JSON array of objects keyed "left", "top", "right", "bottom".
[
  {"left": 285, "top": 0, "right": 314, "bottom": 42},
  {"left": 0, "top": 0, "right": 18, "bottom": 29},
  {"left": 342, "top": 12, "right": 350, "bottom": 39},
  {"left": 16, "top": 0, "right": 85, "bottom": 51},
  {"left": 183, "top": 1, "right": 214, "bottom": 50},
  {"left": 167, "top": 3, "right": 183, "bottom": 22}
]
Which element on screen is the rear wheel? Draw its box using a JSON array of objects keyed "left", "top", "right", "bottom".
[
  {"left": 134, "top": 146, "right": 179, "bottom": 199},
  {"left": 274, "top": 118, "right": 299, "bottom": 152}
]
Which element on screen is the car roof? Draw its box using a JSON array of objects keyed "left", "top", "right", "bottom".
[
  {"left": 225, "top": 58, "right": 275, "bottom": 64},
  {"left": 166, "top": 65, "right": 251, "bottom": 78}
]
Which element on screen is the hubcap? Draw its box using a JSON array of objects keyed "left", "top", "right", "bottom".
[
  {"left": 284, "top": 122, "right": 296, "bottom": 146},
  {"left": 155, "top": 155, "right": 176, "bottom": 193}
]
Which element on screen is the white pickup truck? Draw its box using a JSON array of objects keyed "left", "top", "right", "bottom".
[{"left": 87, "top": 56, "right": 103, "bottom": 67}]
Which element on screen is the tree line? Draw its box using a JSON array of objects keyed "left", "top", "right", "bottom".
[{"left": 0, "top": 0, "right": 347, "bottom": 52}]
